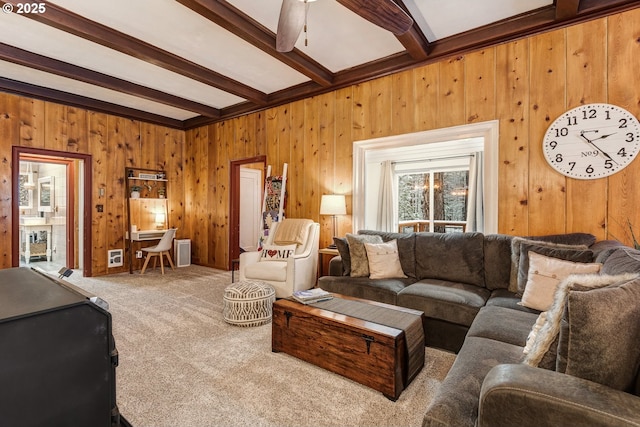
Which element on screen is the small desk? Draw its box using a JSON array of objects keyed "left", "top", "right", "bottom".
[
  {"left": 130, "top": 229, "right": 167, "bottom": 241},
  {"left": 318, "top": 247, "right": 339, "bottom": 277},
  {"left": 127, "top": 229, "right": 167, "bottom": 273}
]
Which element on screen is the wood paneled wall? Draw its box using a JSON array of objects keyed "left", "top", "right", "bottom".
[
  {"left": 1, "top": 9, "right": 638, "bottom": 275},
  {"left": 0, "top": 97, "right": 185, "bottom": 274},
  {"left": 185, "top": 9, "right": 640, "bottom": 270}
]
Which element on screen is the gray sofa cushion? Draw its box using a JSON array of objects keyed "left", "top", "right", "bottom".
[
  {"left": 415, "top": 232, "right": 486, "bottom": 287},
  {"left": 423, "top": 336, "right": 524, "bottom": 427},
  {"left": 486, "top": 289, "right": 540, "bottom": 314},
  {"left": 358, "top": 230, "right": 417, "bottom": 278},
  {"left": 601, "top": 247, "right": 640, "bottom": 275},
  {"left": 398, "top": 279, "right": 490, "bottom": 327},
  {"left": 467, "top": 306, "right": 538, "bottom": 347},
  {"left": 317, "top": 276, "right": 413, "bottom": 305},
  {"left": 483, "top": 234, "right": 514, "bottom": 290}
]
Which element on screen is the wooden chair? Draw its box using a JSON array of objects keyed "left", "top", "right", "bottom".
[{"left": 140, "top": 228, "right": 177, "bottom": 275}]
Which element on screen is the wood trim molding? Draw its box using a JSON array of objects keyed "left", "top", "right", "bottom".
[
  {"left": 229, "top": 156, "right": 266, "bottom": 270},
  {"left": 12, "top": 147, "right": 93, "bottom": 277}
]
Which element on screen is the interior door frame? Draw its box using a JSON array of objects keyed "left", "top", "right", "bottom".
[
  {"left": 229, "top": 155, "right": 266, "bottom": 270},
  {"left": 12, "top": 147, "right": 93, "bottom": 277}
]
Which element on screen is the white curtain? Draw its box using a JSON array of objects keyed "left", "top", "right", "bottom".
[
  {"left": 377, "top": 160, "right": 395, "bottom": 231},
  {"left": 466, "top": 152, "right": 484, "bottom": 232}
]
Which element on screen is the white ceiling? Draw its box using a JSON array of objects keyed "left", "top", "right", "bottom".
[{"left": 0, "top": 0, "right": 632, "bottom": 128}]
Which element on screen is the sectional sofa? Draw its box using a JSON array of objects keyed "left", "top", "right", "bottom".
[{"left": 318, "top": 230, "right": 640, "bottom": 427}]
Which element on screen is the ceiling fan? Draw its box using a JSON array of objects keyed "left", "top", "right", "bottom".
[{"left": 276, "top": 0, "right": 414, "bottom": 53}]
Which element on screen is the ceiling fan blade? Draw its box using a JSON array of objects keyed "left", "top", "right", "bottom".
[
  {"left": 276, "top": 0, "right": 308, "bottom": 53},
  {"left": 336, "top": 0, "right": 413, "bottom": 35}
]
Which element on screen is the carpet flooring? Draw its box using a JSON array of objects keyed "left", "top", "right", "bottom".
[{"left": 65, "top": 265, "right": 455, "bottom": 427}]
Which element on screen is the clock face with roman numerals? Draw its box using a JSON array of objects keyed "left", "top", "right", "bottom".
[{"left": 543, "top": 103, "right": 640, "bottom": 179}]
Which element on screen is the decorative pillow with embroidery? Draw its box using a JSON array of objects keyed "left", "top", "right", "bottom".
[
  {"left": 259, "top": 244, "right": 297, "bottom": 262},
  {"left": 509, "top": 236, "right": 592, "bottom": 293},
  {"left": 364, "top": 239, "right": 407, "bottom": 279},
  {"left": 519, "top": 252, "right": 601, "bottom": 311}
]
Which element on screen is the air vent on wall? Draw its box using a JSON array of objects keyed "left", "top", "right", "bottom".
[{"left": 108, "top": 249, "right": 123, "bottom": 268}]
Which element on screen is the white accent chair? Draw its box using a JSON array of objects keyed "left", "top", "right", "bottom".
[
  {"left": 140, "top": 228, "right": 177, "bottom": 275},
  {"left": 239, "top": 220, "right": 320, "bottom": 298}
]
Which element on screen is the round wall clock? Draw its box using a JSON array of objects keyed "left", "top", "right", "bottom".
[{"left": 542, "top": 103, "right": 640, "bottom": 179}]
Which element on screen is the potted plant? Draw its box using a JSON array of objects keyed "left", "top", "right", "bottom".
[
  {"left": 157, "top": 186, "right": 166, "bottom": 199},
  {"left": 130, "top": 185, "right": 141, "bottom": 199}
]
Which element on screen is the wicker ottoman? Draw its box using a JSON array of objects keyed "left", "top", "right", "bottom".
[{"left": 223, "top": 280, "right": 276, "bottom": 327}]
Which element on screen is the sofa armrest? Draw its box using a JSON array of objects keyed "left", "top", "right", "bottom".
[{"left": 479, "top": 364, "right": 640, "bottom": 427}]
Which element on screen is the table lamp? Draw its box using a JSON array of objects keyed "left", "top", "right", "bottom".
[
  {"left": 320, "top": 194, "right": 346, "bottom": 248},
  {"left": 155, "top": 213, "right": 166, "bottom": 229}
]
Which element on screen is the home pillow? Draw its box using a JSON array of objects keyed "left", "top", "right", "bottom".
[
  {"left": 364, "top": 240, "right": 407, "bottom": 280},
  {"left": 346, "top": 233, "right": 382, "bottom": 277},
  {"left": 515, "top": 242, "right": 593, "bottom": 295},
  {"left": 259, "top": 244, "right": 297, "bottom": 262},
  {"left": 519, "top": 252, "right": 601, "bottom": 311},
  {"left": 333, "top": 237, "right": 351, "bottom": 276},
  {"left": 522, "top": 272, "right": 638, "bottom": 371},
  {"left": 555, "top": 276, "right": 640, "bottom": 391},
  {"left": 510, "top": 236, "right": 590, "bottom": 293}
]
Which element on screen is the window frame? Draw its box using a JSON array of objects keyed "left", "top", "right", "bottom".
[{"left": 352, "top": 120, "right": 499, "bottom": 233}]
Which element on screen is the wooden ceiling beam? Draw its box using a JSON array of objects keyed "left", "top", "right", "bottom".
[
  {"left": 555, "top": 0, "right": 582, "bottom": 19},
  {"left": 0, "top": 77, "right": 184, "bottom": 129},
  {"left": 0, "top": 0, "right": 268, "bottom": 104},
  {"left": 176, "top": 0, "right": 334, "bottom": 87},
  {"left": 396, "top": 25, "right": 431, "bottom": 61},
  {"left": 0, "top": 43, "right": 221, "bottom": 118}
]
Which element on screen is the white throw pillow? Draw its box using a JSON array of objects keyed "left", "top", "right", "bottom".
[
  {"left": 259, "top": 244, "right": 297, "bottom": 262},
  {"left": 364, "top": 239, "right": 407, "bottom": 279},
  {"left": 519, "top": 252, "right": 601, "bottom": 311}
]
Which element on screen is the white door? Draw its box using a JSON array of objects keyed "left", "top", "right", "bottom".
[{"left": 239, "top": 167, "right": 262, "bottom": 251}]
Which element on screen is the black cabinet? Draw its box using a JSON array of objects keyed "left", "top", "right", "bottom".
[{"left": 0, "top": 268, "right": 121, "bottom": 427}]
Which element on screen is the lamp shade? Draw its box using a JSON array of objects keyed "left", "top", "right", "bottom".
[{"left": 320, "top": 195, "right": 346, "bottom": 216}]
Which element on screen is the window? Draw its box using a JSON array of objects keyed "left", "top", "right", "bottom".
[
  {"left": 353, "top": 120, "right": 499, "bottom": 234},
  {"left": 398, "top": 169, "right": 468, "bottom": 233}
]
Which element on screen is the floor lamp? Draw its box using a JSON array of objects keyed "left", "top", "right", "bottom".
[{"left": 320, "top": 194, "right": 346, "bottom": 248}]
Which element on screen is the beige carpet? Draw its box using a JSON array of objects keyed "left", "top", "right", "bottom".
[{"left": 65, "top": 265, "right": 455, "bottom": 427}]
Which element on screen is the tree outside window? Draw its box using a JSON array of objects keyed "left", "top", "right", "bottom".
[{"left": 398, "top": 170, "right": 468, "bottom": 233}]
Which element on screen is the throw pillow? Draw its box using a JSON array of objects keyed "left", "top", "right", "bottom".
[
  {"left": 522, "top": 272, "right": 638, "bottom": 370},
  {"left": 364, "top": 240, "right": 407, "bottom": 280},
  {"left": 259, "top": 244, "right": 297, "bottom": 262},
  {"left": 519, "top": 252, "right": 601, "bottom": 311},
  {"left": 509, "top": 237, "right": 590, "bottom": 293},
  {"left": 333, "top": 237, "right": 351, "bottom": 276},
  {"left": 556, "top": 275, "right": 640, "bottom": 391},
  {"left": 346, "top": 233, "right": 383, "bottom": 277}
]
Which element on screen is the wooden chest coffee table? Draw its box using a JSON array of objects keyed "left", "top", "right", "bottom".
[{"left": 272, "top": 294, "right": 425, "bottom": 400}]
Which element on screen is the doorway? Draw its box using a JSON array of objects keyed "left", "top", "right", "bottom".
[
  {"left": 12, "top": 147, "right": 92, "bottom": 276},
  {"left": 229, "top": 156, "right": 266, "bottom": 270}
]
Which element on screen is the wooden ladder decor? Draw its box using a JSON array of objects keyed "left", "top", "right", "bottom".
[{"left": 258, "top": 163, "right": 288, "bottom": 250}]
